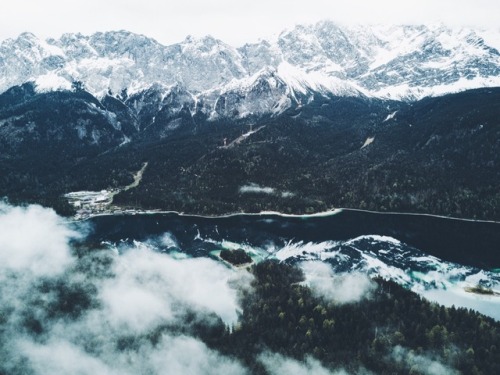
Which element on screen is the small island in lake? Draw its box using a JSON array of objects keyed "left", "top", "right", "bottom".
[
  {"left": 465, "top": 285, "right": 497, "bottom": 296},
  {"left": 220, "top": 249, "right": 252, "bottom": 266}
]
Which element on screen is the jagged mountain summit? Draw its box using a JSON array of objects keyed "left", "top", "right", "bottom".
[{"left": 1, "top": 21, "right": 500, "bottom": 119}]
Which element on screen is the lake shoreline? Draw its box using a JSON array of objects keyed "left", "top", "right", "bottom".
[{"left": 75, "top": 206, "right": 500, "bottom": 225}]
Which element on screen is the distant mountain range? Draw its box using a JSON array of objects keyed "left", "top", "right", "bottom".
[
  {"left": 0, "top": 22, "right": 499, "bottom": 219},
  {"left": 1, "top": 22, "right": 500, "bottom": 118}
]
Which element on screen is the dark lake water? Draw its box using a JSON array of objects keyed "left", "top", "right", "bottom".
[{"left": 82, "top": 209, "right": 500, "bottom": 269}]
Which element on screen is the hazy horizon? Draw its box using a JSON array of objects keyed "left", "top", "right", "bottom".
[{"left": 1, "top": 0, "right": 498, "bottom": 47}]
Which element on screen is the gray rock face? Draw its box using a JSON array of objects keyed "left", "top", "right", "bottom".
[{"left": 1, "top": 22, "right": 499, "bottom": 118}]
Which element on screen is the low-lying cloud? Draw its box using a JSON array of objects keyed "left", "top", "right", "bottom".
[
  {"left": 0, "top": 202, "right": 77, "bottom": 277},
  {"left": 258, "top": 352, "right": 364, "bottom": 375},
  {"left": 17, "top": 335, "right": 249, "bottom": 375},
  {"left": 239, "top": 183, "right": 275, "bottom": 194},
  {"left": 0, "top": 202, "right": 463, "bottom": 375},
  {"left": 239, "top": 183, "right": 295, "bottom": 198},
  {"left": 0, "top": 203, "right": 250, "bottom": 375},
  {"left": 301, "top": 261, "right": 375, "bottom": 303},
  {"left": 391, "top": 346, "right": 458, "bottom": 375}
]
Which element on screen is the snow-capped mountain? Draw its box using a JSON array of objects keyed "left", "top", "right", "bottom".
[
  {"left": 274, "top": 22, "right": 500, "bottom": 100},
  {"left": 1, "top": 21, "right": 500, "bottom": 119}
]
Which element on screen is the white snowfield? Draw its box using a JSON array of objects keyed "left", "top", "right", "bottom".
[
  {"left": 266, "top": 234, "right": 500, "bottom": 320},
  {"left": 1, "top": 21, "right": 500, "bottom": 117}
]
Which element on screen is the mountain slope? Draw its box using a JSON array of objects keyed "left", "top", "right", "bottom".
[
  {"left": 1, "top": 22, "right": 499, "bottom": 113},
  {"left": 106, "top": 87, "right": 499, "bottom": 220},
  {"left": 0, "top": 23, "right": 499, "bottom": 219},
  {"left": 0, "top": 76, "right": 498, "bottom": 219}
]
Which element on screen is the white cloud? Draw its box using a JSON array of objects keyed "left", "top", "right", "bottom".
[
  {"left": 18, "top": 335, "right": 249, "bottom": 375},
  {"left": 18, "top": 340, "right": 119, "bottom": 375},
  {"left": 301, "top": 261, "right": 375, "bottom": 303},
  {"left": 148, "top": 335, "right": 248, "bottom": 375},
  {"left": 239, "top": 183, "right": 275, "bottom": 194},
  {"left": 0, "top": 202, "right": 76, "bottom": 277},
  {"left": 239, "top": 183, "right": 296, "bottom": 198},
  {"left": 100, "top": 277, "right": 174, "bottom": 333},
  {"left": 0, "top": 203, "right": 250, "bottom": 375},
  {"left": 391, "top": 346, "right": 459, "bottom": 375},
  {"left": 99, "top": 246, "right": 244, "bottom": 330},
  {"left": 258, "top": 352, "right": 349, "bottom": 375}
]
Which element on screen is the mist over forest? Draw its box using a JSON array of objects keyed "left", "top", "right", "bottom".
[{"left": 1, "top": 203, "right": 500, "bottom": 375}]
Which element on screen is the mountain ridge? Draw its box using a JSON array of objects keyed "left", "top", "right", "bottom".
[{"left": 1, "top": 21, "right": 500, "bottom": 118}]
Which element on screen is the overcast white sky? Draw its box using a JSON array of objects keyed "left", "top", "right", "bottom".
[{"left": 1, "top": 0, "right": 499, "bottom": 46}]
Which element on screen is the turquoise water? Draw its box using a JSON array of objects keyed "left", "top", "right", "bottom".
[{"left": 79, "top": 210, "right": 500, "bottom": 320}]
